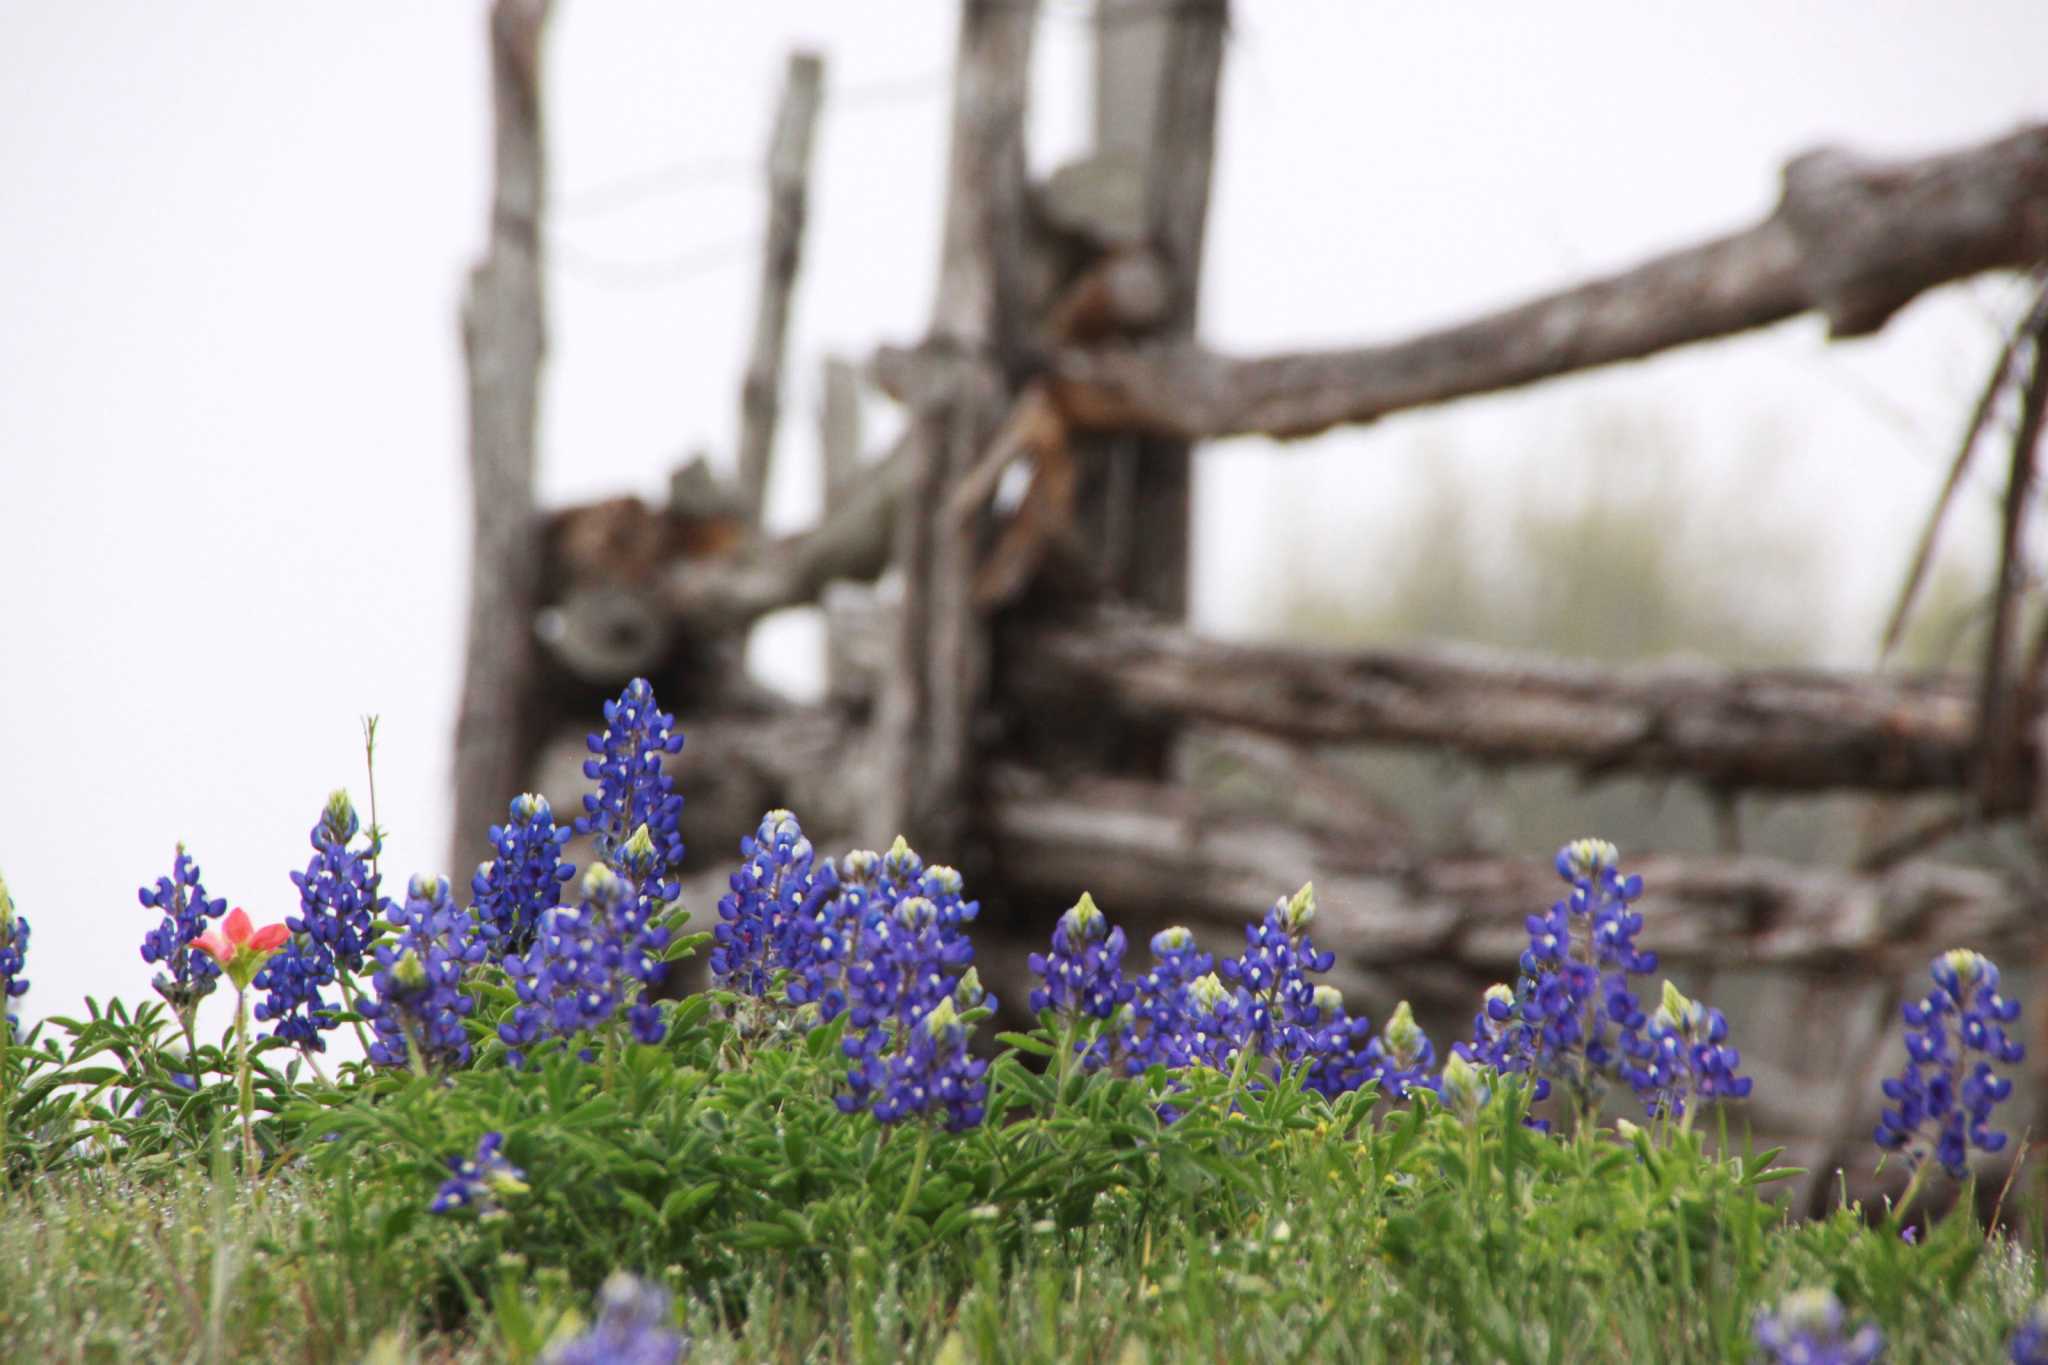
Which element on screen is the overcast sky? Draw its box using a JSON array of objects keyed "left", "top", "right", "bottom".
[{"left": 4, "top": 2, "right": 2045, "bottom": 1039}]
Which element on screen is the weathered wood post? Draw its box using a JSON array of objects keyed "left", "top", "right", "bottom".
[
  {"left": 875, "top": 0, "right": 1039, "bottom": 855},
  {"left": 453, "top": 0, "right": 552, "bottom": 873},
  {"left": 736, "top": 52, "right": 826, "bottom": 531}
]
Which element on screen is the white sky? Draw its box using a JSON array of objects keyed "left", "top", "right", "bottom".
[{"left": 3, "top": 2, "right": 2045, "bottom": 1036}]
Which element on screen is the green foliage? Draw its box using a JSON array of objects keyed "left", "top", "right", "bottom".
[{"left": 4, "top": 977, "right": 2045, "bottom": 1362}]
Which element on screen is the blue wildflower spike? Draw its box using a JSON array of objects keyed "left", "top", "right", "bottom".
[
  {"left": 1123, "top": 926, "right": 1214, "bottom": 1073},
  {"left": 549, "top": 1273, "right": 690, "bottom": 1365},
  {"left": 842, "top": 996, "right": 990, "bottom": 1132},
  {"left": 361, "top": 874, "right": 489, "bottom": 1071},
  {"left": 1752, "top": 1288, "right": 1883, "bottom": 1365},
  {"left": 1511, "top": 838, "right": 1655, "bottom": 1112},
  {"left": 712, "top": 809, "right": 840, "bottom": 999},
  {"left": 255, "top": 790, "right": 392, "bottom": 1050},
  {"left": 0, "top": 869, "right": 26, "bottom": 1037},
  {"left": 499, "top": 854, "right": 672, "bottom": 1064},
  {"left": 472, "top": 793, "right": 574, "bottom": 956},
  {"left": 1028, "top": 892, "right": 1135, "bottom": 1021},
  {"left": 1620, "top": 979, "right": 1752, "bottom": 1121},
  {"left": 1875, "top": 947, "right": 2025, "bottom": 1178},
  {"left": 136, "top": 844, "right": 227, "bottom": 1013},
  {"left": 2010, "top": 1296, "right": 2048, "bottom": 1365},
  {"left": 430, "top": 1132, "right": 527, "bottom": 1215},
  {"left": 576, "top": 678, "right": 686, "bottom": 897}
]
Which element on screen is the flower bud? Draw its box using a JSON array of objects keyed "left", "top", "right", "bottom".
[
  {"left": 391, "top": 948, "right": 429, "bottom": 996},
  {"left": 1559, "top": 837, "right": 1620, "bottom": 880},
  {"left": 1440, "top": 1054, "right": 1489, "bottom": 1122},
  {"left": 1282, "top": 882, "right": 1317, "bottom": 934},
  {"left": 1312, "top": 984, "right": 1344, "bottom": 1019},
  {"left": 1060, "top": 892, "right": 1107, "bottom": 944},
  {"left": 922, "top": 995, "right": 961, "bottom": 1040},
  {"left": 954, "top": 966, "right": 986, "bottom": 1010},
  {"left": 322, "top": 789, "right": 359, "bottom": 843},
  {"left": 408, "top": 873, "right": 451, "bottom": 904},
  {"left": 1190, "top": 972, "right": 1231, "bottom": 1015},
  {"left": 510, "top": 792, "right": 550, "bottom": 824},
  {"left": 838, "top": 849, "right": 881, "bottom": 886},
  {"left": 924, "top": 866, "right": 965, "bottom": 900},
  {"left": 1384, "top": 1000, "right": 1422, "bottom": 1066},
  {"left": 893, "top": 896, "right": 937, "bottom": 931},
  {"left": 884, "top": 835, "right": 922, "bottom": 883},
  {"left": 582, "top": 864, "right": 623, "bottom": 906},
  {"left": 1151, "top": 926, "right": 1195, "bottom": 956}
]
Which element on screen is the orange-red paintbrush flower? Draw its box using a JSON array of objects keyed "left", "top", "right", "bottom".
[{"left": 193, "top": 907, "right": 290, "bottom": 990}]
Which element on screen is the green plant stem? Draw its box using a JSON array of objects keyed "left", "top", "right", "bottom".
[
  {"left": 1052, "top": 1015, "right": 1078, "bottom": 1118},
  {"left": 0, "top": 1010, "right": 11, "bottom": 1183},
  {"left": 233, "top": 986, "right": 256, "bottom": 1173},
  {"left": 889, "top": 1121, "right": 933, "bottom": 1246},
  {"left": 335, "top": 969, "right": 376, "bottom": 1059},
  {"left": 1893, "top": 1159, "right": 1934, "bottom": 1228}
]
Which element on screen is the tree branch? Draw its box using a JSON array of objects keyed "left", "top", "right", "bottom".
[
  {"left": 1028, "top": 123, "right": 2048, "bottom": 441},
  {"left": 1018, "top": 609, "right": 1992, "bottom": 795}
]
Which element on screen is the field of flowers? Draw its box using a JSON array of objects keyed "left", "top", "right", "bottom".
[{"left": 2, "top": 679, "right": 2046, "bottom": 1362}]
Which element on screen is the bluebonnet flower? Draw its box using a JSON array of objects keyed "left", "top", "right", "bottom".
[
  {"left": 136, "top": 845, "right": 226, "bottom": 1013},
  {"left": 361, "top": 875, "right": 488, "bottom": 1071},
  {"left": 1752, "top": 1288, "right": 1883, "bottom": 1365},
  {"left": 1439, "top": 1053, "right": 1491, "bottom": 1124},
  {"left": 1028, "top": 892, "right": 1135, "bottom": 1030},
  {"left": 711, "top": 810, "right": 840, "bottom": 999},
  {"left": 841, "top": 996, "right": 989, "bottom": 1132},
  {"left": 256, "top": 790, "right": 391, "bottom": 1050},
  {"left": 1363, "top": 1000, "right": 1437, "bottom": 1099},
  {"left": 577, "top": 679, "right": 686, "bottom": 899},
  {"left": 2009, "top": 1296, "right": 2048, "bottom": 1365},
  {"left": 472, "top": 793, "right": 574, "bottom": 956},
  {"left": 1124, "top": 926, "right": 1214, "bottom": 1073},
  {"left": 0, "top": 870, "right": 25, "bottom": 1037},
  {"left": 430, "top": 1132, "right": 527, "bottom": 1215},
  {"left": 499, "top": 850, "right": 672, "bottom": 1064},
  {"left": 1874, "top": 948, "right": 2024, "bottom": 1179},
  {"left": 1512, "top": 839, "right": 1655, "bottom": 1113},
  {"left": 1620, "top": 980, "right": 1752, "bottom": 1121},
  {"left": 547, "top": 1273, "right": 689, "bottom": 1365},
  {"left": 1213, "top": 883, "right": 1337, "bottom": 1068}
]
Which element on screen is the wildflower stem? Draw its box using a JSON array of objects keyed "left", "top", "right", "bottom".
[
  {"left": 233, "top": 985, "right": 257, "bottom": 1173},
  {"left": 1052, "top": 1014, "right": 1078, "bottom": 1116},
  {"left": 1892, "top": 1160, "right": 1934, "bottom": 1228},
  {"left": 0, "top": 1011, "right": 11, "bottom": 1183},
  {"left": 888, "top": 1120, "right": 933, "bottom": 1246},
  {"left": 334, "top": 969, "right": 376, "bottom": 1059}
]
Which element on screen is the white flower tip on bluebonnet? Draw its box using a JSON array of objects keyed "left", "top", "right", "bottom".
[
  {"left": 408, "top": 873, "right": 450, "bottom": 903},
  {"left": 582, "top": 863, "right": 623, "bottom": 903},
  {"left": 884, "top": 835, "right": 919, "bottom": 876},
  {"left": 621, "top": 823, "right": 657, "bottom": 865},
  {"left": 511, "top": 792, "right": 551, "bottom": 824},
  {"left": 922, "top": 995, "right": 961, "bottom": 1040},
  {"left": 1561, "top": 837, "right": 1620, "bottom": 880},
  {"left": 1282, "top": 882, "right": 1317, "bottom": 934},
  {"left": 1152, "top": 925, "right": 1195, "bottom": 955},
  {"left": 1190, "top": 971, "right": 1230, "bottom": 1014},
  {"left": 839, "top": 849, "right": 881, "bottom": 884},
  {"left": 392, "top": 949, "right": 428, "bottom": 992},
  {"left": 1657, "top": 979, "right": 1693, "bottom": 1031},
  {"left": 893, "top": 896, "right": 937, "bottom": 931},
  {"left": 1061, "top": 891, "right": 1107, "bottom": 942},
  {"left": 1385, "top": 1000, "right": 1421, "bottom": 1060},
  {"left": 1483, "top": 982, "right": 1514, "bottom": 1011},
  {"left": 925, "top": 865, "right": 965, "bottom": 899},
  {"left": 1941, "top": 947, "right": 1992, "bottom": 989},
  {"left": 1440, "top": 1054, "right": 1489, "bottom": 1120},
  {"left": 954, "top": 966, "right": 985, "bottom": 1010},
  {"left": 1312, "top": 984, "right": 1344, "bottom": 1018},
  {"left": 1777, "top": 1288, "right": 1844, "bottom": 1337}
]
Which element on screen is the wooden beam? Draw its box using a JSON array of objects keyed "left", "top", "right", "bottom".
[
  {"left": 1026, "top": 123, "right": 2048, "bottom": 441},
  {"left": 454, "top": 0, "right": 552, "bottom": 872},
  {"left": 1018, "top": 609, "right": 1992, "bottom": 795}
]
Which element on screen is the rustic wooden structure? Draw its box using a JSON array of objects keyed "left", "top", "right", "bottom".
[{"left": 454, "top": 0, "right": 2048, "bottom": 1207}]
